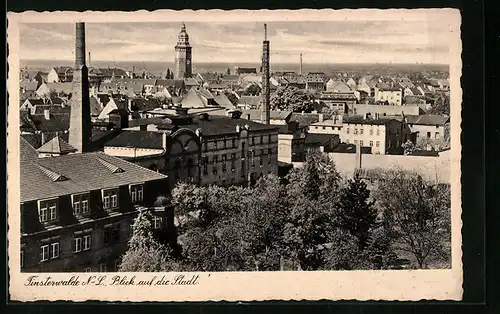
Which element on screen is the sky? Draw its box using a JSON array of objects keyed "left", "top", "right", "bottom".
[{"left": 19, "top": 19, "right": 455, "bottom": 64}]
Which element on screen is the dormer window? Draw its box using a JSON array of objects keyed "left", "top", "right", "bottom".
[
  {"left": 130, "top": 184, "right": 144, "bottom": 203},
  {"left": 38, "top": 199, "right": 57, "bottom": 223},
  {"left": 72, "top": 193, "right": 90, "bottom": 216},
  {"left": 102, "top": 189, "right": 119, "bottom": 210}
]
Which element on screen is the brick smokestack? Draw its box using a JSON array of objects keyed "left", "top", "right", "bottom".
[
  {"left": 261, "top": 23, "right": 270, "bottom": 125},
  {"left": 75, "top": 23, "right": 86, "bottom": 68},
  {"left": 68, "top": 22, "right": 92, "bottom": 153},
  {"left": 299, "top": 53, "right": 303, "bottom": 76}
]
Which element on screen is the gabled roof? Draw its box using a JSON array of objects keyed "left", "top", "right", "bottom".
[
  {"left": 213, "top": 93, "right": 235, "bottom": 109},
  {"left": 184, "top": 78, "right": 200, "bottom": 86},
  {"left": 20, "top": 80, "right": 39, "bottom": 91},
  {"left": 20, "top": 152, "right": 168, "bottom": 203},
  {"left": 33, "top": 105, "right": 71, "bottom": 115},
  {"left": 197, "top": 73, "right": 218, "bottom": 82},
  {"left": 24, "top": 113, "right": 71, "bottom": 133},
  {"left": 220, "top": 75, "right": 240, "bottom": 82},
  {"left": 131, "top": 98, "right": 161, "bottom": 112},
  {"left": 155, "top": 79, "right": 185, "bottom": 89},
  {"left": 404, "top": 115, "right": 449, "bottom": 126},
  {"left": 36, "top": 134, "right": 77, "bottom": 154},
  {"left": 98, "top": 67, "right": 128, "bottom": 77}
]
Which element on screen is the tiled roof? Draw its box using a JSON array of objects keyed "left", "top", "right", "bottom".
[
  {"left": 404, "top": 115, "right": 449, "bottom": 126},
  {"left": 90, "top": 96, "right": 104, "bottom": 116},
  {"left": 25, "top": 113, "right": 70, "bottom": 133},
  {"left": 98, "top": 67, "right": 128, "bottom": 77},
  {"left": 20, "top": 80, "right": 39, "bottom": 91},
  {"left": 45, "top": 82, "right": 73, "bottom": 94},
  {"left": 105, "top": 130, "right": 165, "bottom": 149},
  {"left": 241, "top": 110, "right": 292, "bottom": 121},
  {"left": 131, "top": 98, "right": 161, "bottom": 111},
  {"left": 20, "top": 152, "right": 167, "bottom": 203},
  {"left": 184, "top": 78, "right": 200, "bottom": 86},
  {"left": 20, "top": 137, "right": 38, "bottom": 162},
  {"left": 213, "top": 93, "right": 235, "bottom": 109},
  {"left": 155, "top": 79, "right": 185, "bottom": 89},
  {"left": 157, "top": 115, "right": 278, "bottom": 137},
  {"left": 290, "top": 113, "right": 320, "bottom": 127},
  {"left": 33, "top": 105, "right": 70, "bottom": 115},
  {"left": 36, "top": 134, "right": 77, "bottom": 154},
  {"left": 237, "top": 95, "right": 261, "bottom": 106}
]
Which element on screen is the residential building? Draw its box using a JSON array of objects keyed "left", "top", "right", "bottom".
[
  {"left": 241, "top": 110, "right": 293, "bottom": 125},
  {"left": 308, "top": 114, "right": 343, "bottom": 135},
  {"left": 405, "top": 115, "right": 449, "bottom": 142},
  {"left": 352, "top": 104, "right": 422, "bottom": 117},
  {"left": 47, "top": 66, "right": 74, "bottom": 83},
  {"left": 340, "top": 116, "right": 411, "bottom": 155},
  {"left": 375, "top": 88, "right": 403, "bottom": 106},
  {"left": 304, "top": 133, "right": 340, "bottom": 153},
  {"left": 277, "top": 121, "right": 307, "bottom": 163},
  {"left": 155, "top": 111, "right": 279, "bottom": 187},
  {"left": 20, "top": 151, "right": 169, "bottom": 272}
]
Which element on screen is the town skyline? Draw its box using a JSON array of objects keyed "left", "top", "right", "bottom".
[{"left": 20, "top": 19, "right": 453, "bottom": 65}]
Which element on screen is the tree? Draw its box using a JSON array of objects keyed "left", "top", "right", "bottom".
[
  {"left": 270, "top": 85, "right": 314, "bottom": 112},
  {"left": 401, "top": 140, "right": 416, "bottom": 155},
  {"left": 226, "top": 68, "right": 231, "bottom": 75},
  {"left": 374, "top": 170, "right": 451, "bottom": 268},
  {"left": 171, "top": 182, "right": 206, "bottom": 230},
  {"left": 119, "top": 210, "right": 180, "bottom": 272},
  {"left": 428, "top": 93, "right": 450, "bottom": 115},
  {"left": 166, "top": 69, "right": 171, "bottom": 79},
  {"left": 338, "top": 174, "right": 377, "bottom": 250}
]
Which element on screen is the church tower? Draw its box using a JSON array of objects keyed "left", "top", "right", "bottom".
[
  {"left": 174, "top": 23, "right": 192, "bottom": 79},
  {"left": 68, "top": 22, "right": 91, "bottom": 153}
]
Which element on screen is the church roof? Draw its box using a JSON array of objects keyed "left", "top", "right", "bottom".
[{"left": 36, "top": 134, "right": 77, "bottom": 154}]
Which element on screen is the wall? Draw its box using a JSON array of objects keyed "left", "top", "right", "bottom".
[
  {"left": 352, "top": 104, "right": 420, "bottom": 116},
  {"left": 327, "top": 152, "right": 451, "bottom": 183}
]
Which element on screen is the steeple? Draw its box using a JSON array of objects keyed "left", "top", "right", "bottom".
[
  {"left": 68, "top": 22, "right": 92, "bottom": 153},
  {"left": 174, "top": 23, "right": 193, "bottom": 79}
]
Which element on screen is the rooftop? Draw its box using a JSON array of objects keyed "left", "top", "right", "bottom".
[
  {"left": 405, "top": 115, "right": 449, "bottom": 126},
  {"left": 21, "top": 152, "right": 167, "bottom": 203},
  {"left": 105, "top": 130, "right": 165, "bottom": 150}
]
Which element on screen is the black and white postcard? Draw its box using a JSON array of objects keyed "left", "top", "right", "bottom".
[{"left": 7, "top": 9, "right": 462, "bottom": 301}]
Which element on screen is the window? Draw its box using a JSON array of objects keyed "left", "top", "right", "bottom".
[
  {"left": 40, "top": 245, "right": 49, "bottom": 262},
  {"left": 251, "top": 151, "right": 255, "bottom": 167},
  {"left": 130, "top": 184, "right": 144, "bottom": 202},
  {"left": 370, "top": 128, "right": 373, "bottom": 135},
  {"left": 322, "top": 126, "right": 326, "bottom": 130},
  {"left": 231, "top": 153, "right": 236, "bottom": 171},
  {"left": 222, "top": 154, "right": 227, "bottom": 173},
  {"left": 268, "top": 134, "right": 272, "bottom": 143},
  {"left": 369, "top": 141, "right": 373, "bottom": 147},
  {"left": 354, "top": 128, "right": 358, "bottom": 135},
  {"left": 213, "top": 156, "right": 218, "bottom": 174},
  {"left": 376, "top": 141, "right": 380, "bottom": 147},
  {"left": 435, "top": 132, "right": 440, "bottom": 139},
  {"left": 354, "top": 140, "right": 358, "bottom": 145},
  {"left": 223, "top": 140, "right": 227, "bottom": 149},
  {"left": 427, "top": 132, "right": 431, "bottom": 138},
  {"left": 202, "top": 156, "right": 208, "bottom": 175},
  {"left": 99, "top": 263, "right": 107, "bottom": 272},
  {"left": 83, "top": 235, "right": 91, "bottom": 251},
  {"left": 251, "top": 137, "right": 255, "bottom": 145},
  {"left": 260, "top": 135, "right": 264, "bottom": 144},
  {"left": 360, "top": 140, "right": 364, "bottom": 147},
  {"left": 232, "top": 138, "right": 237, "bottom": 148},
  {"left": 103, "top": 189, "right": 119, "bottom": 210},
  {"left": 74, "top": 237, "right": 82, "bottom": 253},
  {"left": 260, "top": 149, "right": 264, "bottom": 166},
  {"left": 153, "top": 216, "right": 162, "bottom": 229},
  {"left": 104, "top": 225, "right": 120, "bottom": 246},
  {"left": 360, "top": 128, "right": 364, "bottom": 135},
  {"left": 203, "top": 142, "right": 208, "bottom": 152},
  {"left": 376, "top": 129, "right": 380, "bottom": 136},
  {"left": 72, "top": 194, "right": 90, "bottom": 215},
  {"left": 50, "top": 242, "right": 59, "bottom": 259},
  {"left": 214, "top": 141, "right": 218, "bottom": 150},
  {"left": 39, "top": 199, "right": 57, "bottom": 222}
]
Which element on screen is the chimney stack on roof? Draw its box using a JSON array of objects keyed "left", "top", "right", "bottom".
[
  {"left": 260, "top": 23, "right": 270, "bottom": 125},
  {"left": 75, "top": 23, "right": 86, "bottom": 69}
]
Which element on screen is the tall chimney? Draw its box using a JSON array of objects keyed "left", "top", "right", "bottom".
[
  {"left": 299, "top": 53, "right": 303, "bottom": 76},
  {"left": 260, "top": 23, "right": 270, "bottom": 125},
  {"left": 68, "top": 22, "right": 92, "bottom": 153},
  {"left": 88, "top": 51, "right": 91, "bottom": 68}
]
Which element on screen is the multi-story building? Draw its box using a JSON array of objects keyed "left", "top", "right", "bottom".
[
  {"left": 157, "top": 111, "right": 279, "bottom": 187},
  {"left": 340, "top": 116, "right": 411, "bottom": 155},
  {"left": 308, "top": 114, "right": 343, "bottom": 135},
  {"left": 375, "top": 88, "right": 403, "bottom": 106},
  {"left": 20, "top": 151, "right": 169, "bottom": 272}
]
